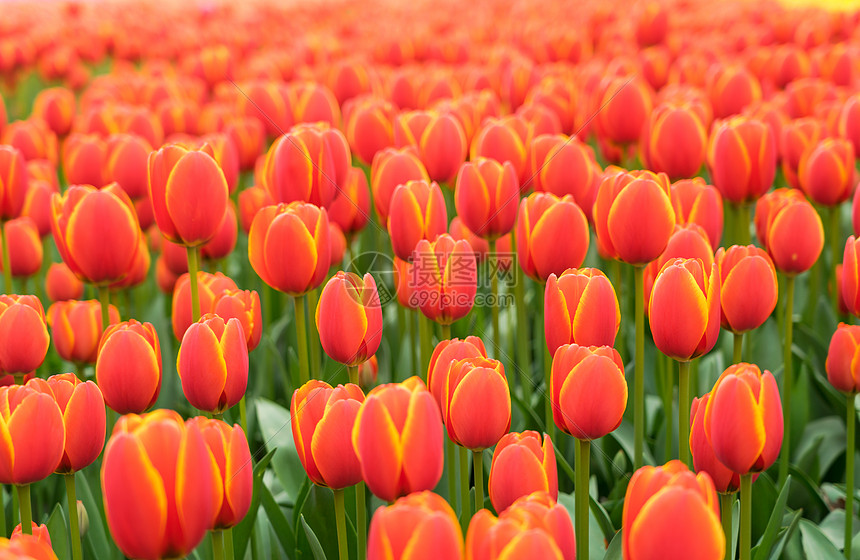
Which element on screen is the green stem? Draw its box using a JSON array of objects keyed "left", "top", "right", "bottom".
[
  {"left": 634, "top": 265, "right": 645, "bottom": 469},
  {"left": 611, "top": 259, "right": 625, "bottom": 361},
  {"left": 847, "top": 394, "right": 855, "bottom": 559},
  {"left": 489, "top": 239, "right": 500, "bottom": 357},
  {"left": 0, "top": 220, "right": 11, "bottom": 295},
  {"left": 545, "top": 344, "right": 554, "bottom": 442},
  {"left": 441, "top": 323, "right": 451, "bottom": 341},
  {"left": 447, "top": 437, "right": 457, "bottom": 511},
  {"left": 473, "top": 450, "right": 484, "bottom": 512},
  {"left": 307, "top": 288, "right": 321, "bottom": 378},
  {"left": 0, "top": 486, "right": 5, "bottom": 537},
  {"left": 224, "top": 527, "right": 235, "bottom": 560},
  {"left": 212, "top": 530, "right": 225, "bottom": 560},
  {"left": 98, "top": 286, "right": 111, "bottom": 332},
  {"left": 213, "top": 412, "right": 223, "bottom": 421},
  {"left": 187, "top": 246, "right": 201, "bottom": 323},
  {"left": 832, "top": 206, "right": 842, "bottom": 317},
  {"left": 238, "top": 396, "right": 248, "bottom": 435},
  {"left": 733, "top": 333, "right": 744, "bottom": 365},
  {"left": 721, "top": 492, "right": 735, "bottom": 560},
  {"left": 404, "top": 307, "right": 413, "bottom": 374},
  {"left": 17, "top": 485, "right": 30, "bottom": 535},
  {"left": 459, "top": 445, "right": 470, "bottom": 528},
  {"left": 334, "top": 488, "right": 348, "bottom": 560},
  {"left": 678, "top": 360, "right": 691, "bottom": 467},
  {"left": 293, "top": 295, "right": 310, "bottom": 385},
  {"left": 740, "top": 473, "right": 752, "bottom": 560},
  {"left": 356, "top": 482, "right": 367, "bottom": 560},
  {"left": 779, "top": 275, "right": 795, "bottom": 487},
  {"left": 735, "top": 203, "right": 752, "bottom": 246},
  {"left": 419, "top": 315, "right": 431, "bottom": 372},
  {"left": 662, "top": 354, "right": 673, "bottom": 462},
  {"left": 576, "top": 438, "right": 591, "bottom": 560},
  {"left": 348, "top": 365, "right": 359, "bottom": 386},
  {"left": 513, "top": 237, "right": 531, "bottom": 406},
  {"left": 65, "top": 474, "right": 82, "bottom": 560}
]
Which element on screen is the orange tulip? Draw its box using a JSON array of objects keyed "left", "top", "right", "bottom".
[
  {"left": 291, "top": 380, "right": 365, "bottom": 489},
  {"left": 352, "top": 377, "right": 443, "bottom": 502},
  {"left": 327, "top": 167, "right": 371, "bottom": 237},
  {"left": 187, "top": 417, "right": 253, "bottom": 529},
  {"left": 706, "top": 116, "right": 777, "bottom": 205},
  {"left": 845, "top": 238, "right": 860, "bottom": 316},
  {"left": 690, "top": 393, "right": 745, "bottom": 494},
  {"left": 32, "top": 87, "right": 75, "bottom": 136},
  {"left": 102, "top": 410, "right": 220, "bottom": 560},
  {"left": 427, "top": 336, "right": 487, "bottom": 410},
  {"left": 705, "top": 363, "right": 783, "bottom": 474},
  {"left": 178, "top": 314, "right": 248, "bottom": 415},
  {"left": 393, "top": 256, "right": 418, "bottom": 310},
  {"left": 388, "top": 180, "right": 448, "bottom": 261},
  {"left": 96, "top": 320, "right": 162, "bottom": 414},
  {"left": 235, "top": 81, "right": 292, "bottom": 138},
  {"left": 2, "top": 120, "right": 57, "bottom": 165},
  {"left": 623, "top": 461, "right": 724, "bottom": 560},
  {"left": 640, "top": 102, "right": 708, "bottom": 180},
  {"left": 488, "top": 431, "right": 557, "bottom": 513},
  {"left": 649, "top": 258, "right": 721, "bottom": 361},
  {"left": 826, "top": 323, "right": 860, "bottom": 394},
  {"left": 62, "top": 133, "right": 106, "bottom": 187},
  {"left": 316, "top": 272, "right": 383, "bottom": 367},
  {"left": 0, "top": 534, "right": 58, "bottom": 560},
  {"left": 104, "top": 133, "right": 153, "bottom": 201},
  {"left": 707, "top": 64, "right": 762, "bottom": 119},
  {"left": 779, "top": 117, "right": 827, "bottom": 190},
  {"left": 442, "top": 357, "right": 510, "bottom": 451},
  {"left": 237, "top": 184, "right": 274, "bottom": 235},
  {"left": 45, "top": 262, "right": 83, "bottom": 302},
  {"left": 411, "top": 234, "right": 477, "bottom": 325},
  {"left": 466, "top": 491, "right": 575, "bottom": 560},
  {"left": 544, "top": 268, "right": 620, "bottom": 355},
  {"left": 755, "top": 188, "right": 824, "bottom": 275},
  {"left": 642, "top": 224, "right": 715, "bottom": 312},
  {"left": 0, "top": 146, "right": 27, "bottom": 220},
  {"left": 224, "top": 117, "right": 265, "bottom": 171},
  {"left": 670, "top": 178, "right": 724, "bottom": 249},
  {"left": 171, "top": 272, "right": 238, "bottom": 339},
  {"left": 594, "top": 75, "right": 654, "bottom": 148},
  {"left": 516, "top": 192, "right": 589, "bottom": 282},
  {"left": 370, "top": 147, "right": 430, "bottom": 225},
  {"left": 394, "top": 110, "right": 467, "bottom": 183},
  {"left": 47, "top": 300, "right": 119, "bottom": 364},
  {"left": 0, "top": 295, "right": 49, "bottom": 377},
  {"left": 43, "top": 373, "right": 105, "bottom": 473},
  {"left": 367, "top": 491, "right": 464, "bottom": 560},
  {"left": 592, "top": 170, "right": 675, "bottom": 266},
  {"left": 0, "top": 381, "right": 65, "bottom": 484},
  {"left": 358, "top": 355, "right": 379, "bottom": 390},
  {"left": 454, "top": 158, "right": 519, "bottom": 240},
  {"left": 534, "top": 136, "right": 601, "bottom": 217},
  {"left": 798, "top": 138, "right": 855, "bottom": 207},
  {"left": 51, "top": 183, "right": 141, "bottom": 286},
  {"left": 715, "top": 245, "right": 778, "bottom": 334},
  {"left": 470, "top": 116, "right": 529, "bottom": 187},
  {"left": 344, "top": 96, "right": 396, "bottom": 166},
  {"left": 289, "top": 82, "right": 341, "bottom": 127},
  {"left": 248, "top": 202, "right": 330, "bottom": 296},
  {"left": 212, "top": 289, "right": 262, "bottom": 352},
  {"left": 11, "top": 522, "right": 52, "bottom": 549},
  {"left": 0, "top": 217, "right": 41, "bottom": 278}
]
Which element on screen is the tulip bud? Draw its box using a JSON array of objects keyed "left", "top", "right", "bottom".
[
  {"left": 442, "top": 357, "right": 511, "bottom": 451},
  {"left": 826, "top": 323, "right": 860, "bottom": 394},
  {"left": 755, "top": 188, "right": 824, "bottom": 275},
  {"left": 0, "top": 381, "right": 65, "bottom": 484},
  {"left": 45, "top": 261, "right": 84, "bottom": 302},
  {"left": 171, "top": 272, "right": 238, "bottom": 339},
  {"left": 798, "top": 138, "right": 855, "bottom": 207},
  {"left": 411, "top": 234, "right": 477, "bottom": 325},
  {"left": 670, "top": 178, "right": 723, "bottom": 249},
  {"left": 0, "top": 216, "right": 42, "bottom": 278},
  {"left": 690, "top": 394, "right": 746, "bottom": 494},
  {"left": 96, "top": 320, "right": 162, "bottom": 414},
  {"left": 707, "top": 116, "right": 777, "bottom": 205},
  {"left": 0, "top": 295, "right": 49, "bottom": 377},
  {"left": 715, "top": 245, "right": 778, "bottom": 334},
  {"left": 427, "top": 336, "right": 488, "bottom": 411},
  {"left": 388, "top": 180, "right": 447, "bottom": 261},
  {"left": 489, "top": 431, "right": 558, "bottom": 513},
  {"left": 370, "top": 147, "right": 429, "bottom": 225},
  {"left": 44, "top": 373, "right": 105, "bottom": 472},
  {"left": 516, "top": 192, "right": 590, "bottom": 282},
  {"left": 454, "top": 158, "right": 519, "bottom": 240},
  {"left": 316, "top": 272, "right": 383, "bottom": 366},
  {"left": 368, "top": 491, "right": 464, "bottom": 560},
  {"left": 544, "top": 268, "right": 620, "bottom": 355},
  {"left": 47, "top": 300, "right": 119, "bottom": 364}
]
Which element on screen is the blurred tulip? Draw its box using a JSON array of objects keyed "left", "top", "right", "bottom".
[
  {"left": 352, "top": 377, "right": 443, "bottom": 502},
  {"left": 237, "top": 184, "right": 274, "bottom": 235},
  {"left": 104, "top": 133, "right": 152, "bottom": 201},
  {"left": 235, "top": 81, "right": 292, "bottom": 138},
  {"left": 411, "top": 234, "right": 477, "bottom": 325},
  {"left": 21, "top": 179, "right": 55, "bottom": 238},
  {"left": 47, "top": 300, "right": 119, "bottom": 365},
  {"left": 388, "top": 180, "right": 447, "bottom": 261},
  {"left": 248, "top": 202, "right": 330, "bottom": 296},
  {"left": 516, "top": 192, "right": 589, "bottom": 282},
  {"left": 623, "top": 461, "right": 724, "bottom": 560},
  {"left": 2, "top": 120, "right": 58, "bottom": 165},
  {"left": 289, "top": 82, "right": 341, "bottom": 126},
  {"left": 798, "top": 138, "right": 855, "bottom": 206},
  {"left": 393, "top": 256, "right": 418, "bottom": 310},
  {"left": 826, "top": 323, "right": 860, "bottom": 394},
  {"left": 62, "top": 134, "right": 106, "bottom": 187},
  {"left": 755, "top": 188, "right": 823, "bottom": 275},
  {"left": 45, "top": 261, "right": 83, "bottom": 302},
  {"left": 224, "top": 117, "right": 265, "bottom": 171},
  {"left": 779, "top": 117, "right": 828, "bottom": 190},
  {"left": 96, "top": 320, "right": 161, "bottom": 414},
  {"left": 0, "top": 533, "right": 58, "bottom": 560},
  {"left": 0, "top": 146, "right": 27, "bottom": 220},
  {"left": 344, "top": 96, "right": 396, "bottom": 166},
  {"left": 0, "top": 295, "right": 49, "bottom": 377},
  {"left": 212, "top": 289, "right": 262, "bottom": 352},
  {"left": 291, "top": 380, "right": 365, "bottom": 489},
  {"left": 367, "top": 491, "right": 464, "bottom": 560},
  {"left": 442, "top": 357, "right": 510, "bottom": 451},
  {"left": 327, "top": 167, "right": 371, "bottom": 237},
  {"left": 489, "top": 431, "right": 557, "bottom": 513},
  {"left": 102, "top": 410, "right": 219, "bottom": 560},
  {"left": 670, "top": 178, "right": 723, "bottom": 249},
  {"left": 594, "top": 75, "right": 654, "bottom": 149},
  {"left": 0, "top": 217, "right": 41, "bottom": 278},
  {"left": 316, "top": 272, "right": 382, "bottom": 367},
  {"left": 395, "top": 111, "right": 467, "bottom": 183},
  {"left": 200, "top": 202, "right": 237, "bottom": 262},
  {"left": 544, "top": 268, "right": 620, "bottom": 355},
  {"left": 32, "top": 87, "right": 75, "bottom": 136},
  {"left": 0, "top": 381, "right": 65, "bottom": 484},
  {"left": 44, "top": 373, "right": 105, "bottom": 473},
  {"left": 370, "top": 147, "right": 429, "bottom": 225},
  {"left": 705, "top": 363, "right": 783, "bottom": 474},
  {"left": 470, "top": 116, "right": 529, "bottom": 187},
  {"left": 454, "top": 158, "right": 519, "bottom": 240},
  {"left": 839, "top": 94, "right": 860, "bottom": 156},
  {"left": 534, "top": 136, "right": 601, "bottom": 218},
  {"left": 707, "top": 65, "right": 762, "bottom": 119},
  {"left": 707, "top": 116, "right": 776, "bottom": 205},
  {"left": 715, "top": 246, "right": 778, "bottom": 334},
  {"left": 845, "top": 236, "right": 860, "bottom": 317},
  {"left": 11, "top": 522, "right": 52, "bottom": 548},
  {"left": 358, "top": 356, "right": 379, "bottom": 390},
  {"left": 640, "top": 102, "right": 707, "bottom": 179}
]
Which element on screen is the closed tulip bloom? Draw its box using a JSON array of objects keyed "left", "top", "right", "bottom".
[
  {"left": 51, "top": 183, "right": 141, "bottom": 286},
  {"left": 427, "top": 336, "right": 488, "bottom": 410},
  {"left": 327, "top": 167, "right": 371, "bottom": 236},
  {"left": 470, "top": 116, "right": 529, "bottom": 187},
  {"left": 595, "top": 75, "right": 654, "bottom": 147},
  {"left": 171, "top": 272, "right": 238, "bottom": 339},
  {"left": 412, "top": 234, "right": 477, "bottom": 325},
  {"left": 466, "top": 491, "right": 575, "bottom": 560},
  {"left": 649, "top": 259, "right": 721, "bottom": 361},
  {"left": 237, "top": 184, "right": 273, "bottom": 235},
  {"left": 352, "top": 377, "right": 443, "bottom": 502},
  {"left": 707, "top": 64, "right": 762, "bottom": 119},
  {"left": 0, "top": 146, "right": 27, "bottom": 220},
  {"left": 370, "top": 147, "right": 430, "bottom": 225},
  {"left": 212, "top": 289, "right": 262, "bottom": 352},
  {"left": 2, "top": 120, "right": 58, "bottom": 165},
  {"left": 536, "top": 136, "right": 601, "bottom": 216},
  {"left": 779, "top": 117, "right": 827, "bottom": 190},
  {"left": 178, "top": 314, "right": 248, "bottom": 415},
  {"left": 47, "top": 300, "right": 119, "bottom": 364},
  {"left": 289, "top": 82, "right": 341, "bottom": 126},
  {"left": 367, "top": 491, "right": 464, "bottom": 560},
  {"left": 148, "top": 143, "right": 229, "bottom": 248},
  {"left": 395, "top": 111, "right": 467, "bottom": 183},
  {"left": 623, "top": 461, "right": 724, "bottom": 560},
  {"left": 442, "top": 357, "right": 510, "bottom": 451},
  {"left": 388, "top": 180, "right": 448, "bottom": 261},
  {"left": 187, "top": 418, "right": 253, "bottom": 529},
  {"left": 516, "top": 192, "right": 589, "bottom": 282},
  {"left": 45, "top": 262, "right": 83, "bottom": 302},
  {"left": 798, "top": 138, "right": 855, "bottom": 206},
  {"left": 393, "top": 257, "right": 418, "bottom": 309},
  {"left": 0, "top": 295, "right": 49, "bottom": 376},
  {"left": 316, "top": 272, "right": 382, "bottom": 366},
  {"left": 200, "top": 202, "right": 237, "bottom": 262},
  {"left": 755, "top": 189, "right": 824, "bottom": 275},
  {"left": 544, "top": 268, "right": 620, "bottom": 355},
  {"left": 235, "top": 81, "right": 292, "bottom": 138},
  {"left": 707, "top": 116, "right": 777, "bottom": 205},
  {"left": 488, "top": 431, "right": 558, "bottom": 513},
  {"left": 249, "top": 202, "right": 330, "bottom": 296},
  {"left": 705, "top": 363, "right": 783, "bottom": 474},
  {"left": 670, "top": 178, "right": 723, "bottom": 249},
  {"left": 0, "top": 533, "right": 58, "bottom": 560},
  {"left": 0, "top": 381, "right": 65, "bottom": 484},
  {"left": 32, "top": 87, "right": 75, "bottom": 136},
  {"left": 344, "top": 96, "right": 396, "bottom": 166},
  {"left": 62, "top": 134, "right": 107, "bottom": 187},
  {"left": 224, "top": 117, "right": 265, "bottom": 171},
  {"left": 102, "top": 410, "right": 219, "bottom": 560},
  {"left": 826, "top": 323, "right": 860, "bottom": 394},
  {"left": 104, "top": 133, "right": 153, "bottom": 201},
  {"left": 690, "top": 394, "right": 744, "bottom": 494},
  {"left": 43, "top": 373, "right": 105, "bottom": 472},
  {"left": 593, "top": 170, "right": 675, "bottom": 266},
  {"left": 96, "top": 320, "right": 162, "bottom": 414},
  {"left": 455, "top": 158, "right": 519, "bottom": 240},
  {"left": 640, "top": 102, "right": 708, "bottom": 179},
  {"left": 21, "top": 178, "right": 56, "bottom": 238},
  {"left": 0, "top": 217, "right": 42, "bottom": 278},
  {"left": 715, "top": 245, "right": 778, "bottom": 334},
  {"left": 11, "top": 522, "right": 52, "bottom": 548},
  {"left": 291, "top": 380, "right": 365, "bottom": 489}
]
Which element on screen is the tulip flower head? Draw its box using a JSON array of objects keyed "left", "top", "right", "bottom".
[
  {"left": 690, "top": 393, "right": 747, "bottom": 494},
  {"left": 488, "top": 431, "right": 558, "bottom": 513},
  {"left": 715, "top": 245, "right": 778, "bottom": 334},
  {"left": 516, "top": 192, "right": 590, "bottom": 282},
  {"left": 441, "top": 357, "right": 511, "bottom": 451},
  {"left": 755, "top": 188, "right": 823, "bottom": 275},
  {"left": 544, "top": 268, "right": 620, "bottom": 355},
  {"left": 427, "top": 336, "right": 488, "bottom": 411},
  {"left": 367, "top": 491, "right": 464, "bottom": 560},
  {"left": 47, "top": 300, "right": 120, "bottom": 365},
  {"left": 96, "top": 320, "right": 162, "bottom": 414},
  {"left": 0, "top": 294, "right": 49, "bottom": 378},
  {"left": 387, "top": 180, "right": 447, "bottom": 262},
  {"left": 826, "top": 323, "right": 860, "bottom": 394},
  {"left": 43, "top": 373, "right": 105, "bottom": 473},
  {"left": 212, "top": 289, "right": 262, "bottom": 351},
  {"left": 454, "top": 158, "right": 519, "bottom": 240},
  {"left": 411, "top": 234, "right": 477, "bottom": 325},
  {"left": 707, "top": 116, "right": 777, "bottom": 205},
  {"left": 316, "top": 272, "right": 383, "bottom": 367},
  {"left": 670, "top": 178, "right": 723, "bottom": 250}
]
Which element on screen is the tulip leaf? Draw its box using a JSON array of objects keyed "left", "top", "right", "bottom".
[
  {"left": 798, "top": 518, "right": 842, "bottom": 559},
  {"left": 301, "top": 514, "right": 328, "bottom": 560},
  {"left": 256, "top": 398, "right": 305, "bottom": 503},
  {"left": 766, "top": 509, "right": 802, "bottom": 560},
  {"left": 590, "top": 494, "right": 618, "bottom": 541},
  {"left": 259, "top": 477, "right": 296, "bottom": 557},
  {"left": 753, "top": 474, "right": 792, "bottom": 560},
  {"left": 788, "top": 465, "right": 830, "bottom": 517},
  {"left": 602, "top": 529, "right": 622, "bottom": 560},
  {"left": 291, "top": 477, "right": 312, "bottom": 531},
  {"left": 46, "top": 503, "right": 70, "bottom": 560},
  {"left": 608, "top": 423, "right": 656, "bottom": 469},
  {"left": 75, "top": 469, "right": 116, "bottom": 560},
  {"left": 232, "top": 449, "right": 276, "bottom": 560}
]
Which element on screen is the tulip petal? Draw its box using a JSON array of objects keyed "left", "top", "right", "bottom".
[
  {"left": 311, "top": 399, "right": 363, "bottom": 489},
  {"left": 708, "top": 375, "right": 766, "bottom": 474},
  {"left": 649, "top": 265, "right": 708, "bottom": 361},
  {"left": 178, "top": 324, "right": 227, "bottom": 413},
  {"left": 450, "top": 369, "right": 511, "bottom": 450},
  {"left": 7, "top": 392, "right": 64, "bottom": 483},
  {"left": 401, "top": 391, "right": 444, "bottom": 494},
  {"left": 355, "top": 396, "right": 403, "bottom": 502},
  {"left": 62, "top": 381, "right": 106, "bottom": 472},
  {"left": 489, "top": 445, "right": 549, "bottom": 513}
]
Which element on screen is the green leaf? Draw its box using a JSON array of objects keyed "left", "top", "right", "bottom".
[
  {"left": 603, "top": 529, "right": 622, "bottom": 560},
  {"left": 232, "top": 449, "right": 276, "bottom": 559},
  {"left": 753, "top": 474, "right": 792, "bottom": 560},
  {"left": 769, "top": 510, "right": 802, "bottom": 560},
  {"left": 608, "top": 422, "right": 656, "bottom": 468},
  {"left": 799, "top": 519, "right": 842, "bottom": 559},
  {"left": 300, "top": 514, "right": 328, "bottom": 560},
  {"left": 788, "top": 464, "right": 830, "bottom": 515},
  {"left": 259, "top": 478, "right": 296, "bottom": 557},
  {"left": 590, "top": 495, "right": 617, "bottom": 542},
  {"left": 46, "top": 503, "right": 70, "bottom": 560},
  {"left": 75, "top": 470, "right": 114, "bottom": 560},
  {"left": 256, "top": 398, "right": 305, "bottom": 502}
]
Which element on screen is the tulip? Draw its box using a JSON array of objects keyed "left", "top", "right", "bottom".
[
  {"left": 289, "top": 82, "right": 341, "bottom": 126},
  {"left": 237, "top": 185, "right": 274, "bottom": 235},
  {"left": 235, "top": 81, "right": 292, "bottom": 138},
  {"left": 171, "top": 272, "right": 238, "bottom": 340},
  {"left": 799, "top": 138, "right": 855, "bottom": 207},
  {"left": 102, "top": 410, "right": 219, "bottom": 560},
  {"left": 388, "top": 180, "right": 448, "bottom": 261},
  {"left": 96, "top": 320, "right": 161, "bottom": 414},
  {"left": 534, "top": 136, "right": 601, "bottom": 218},
  {"left": 11, "top": 522, "right": 52, "bottom": 548},
  {"left": 212, "top": 289, "right": 262, "bottom": 352},
  {"left": 465, "top": 491, "right": 575, "bottom": 560},
  {"left": 594, "top": 75, "right": 654, "bottom": 159},
  {"left": 469, "top": 116, "right": 529, "bottom": 187},
  {"left": 0, "top": 145, "right": 27, "bottom": 220},
  {"left": 544, "top": 268, "right": 620, "bottom": 355},
  {"left": 0, "top": 381, "right": 65, "bottom": 483},
  {"left": 707, "top": 65, "right": 762, "bottom": 119},
  {"left": 352, "top": 377, "right": 443, "bottom": 502},
  {"left": 45, "top": 261, "right": 83, "bottom": 302},
  {"left": 370, "top": 147, "right": 430, "bottom": 225},
  {"left": 358, "top": 356, "right": 378, "bottom": 390},
  {"left": 224, "top": 117, "right": 265, "bottom": 171},
  {"left": 690, "top": 393, "right": 745, "bottom": 494},
  {"left": 104, "top": 133, "right": 153, "bottom": 201},
  {"left": 344, "top": 96, "right": 396, "bottom": 166},
  {"left": 62, "top": 134, "right": 106, "bottom": 187},
  {"left": 488, "top": 431, "right": 557, "bottom": 514},
  {"left": 327, "top": 167, "right": 371, "bottom": 238},
  {"left": 0, "top": 217, "right": 42, "bottom": 279},
  {"left": 47, "top": 300, "right": 119, "bottom": 365},
  {"left": 0, "top": 295, "right": 49, "bottom": 379},
  {"left": 0, "top": 534, "right": 58, "bottom": 560},
  {"left": 623, "top": 461, "right": 724, "bottom": 560},
  {"left": 454, "top": 158, "right": 519, "bottom": 240},
  {"left": 442, "top": 357, "right": 510, "bottom": 451},
  {"left": 516, "top": 192, "right": 590, "bottom": 282},
  {"left": 316, "top": 272, "right": 383, "bottom": 371},
  {"left": 367, "top": 491, "right": 464, "bottom": 560},
  {"left": 411, "top": 234, "right": 477, "bottom": 327},
  {"left": 779, "top": 117, "right": 827, "bottom": 190},
  {"left": 642, "top": 223, "right": 715, "bottom": 310},
  {"left": 178, "top": 314, "right": 248, "bottom": 415},
  {"left": 394, "top": 111, "right": 467, "bottom": 183},
  {"left": 2, "top": 120, "right": 58, "bottom": 165},
  {"left": 32, "top": 87, "right": 75, "bottom": 136},
  {"left": 755, "top": 188, "right": 824, "bottom": 276},
  {"left": 706, "top": 116, "right": 777, "bottom": 209},
  {"left": 670, "top": 178, "right": 723, "bottom": 249},
  {"left": 427, "top": 336, "right": 488, "bottom": 410},
  {"left": 640, "top": 102, "right": 708, "bottom": 179},
  {"left": 200, "top": 201, "right": 238, "bottom": 262}
]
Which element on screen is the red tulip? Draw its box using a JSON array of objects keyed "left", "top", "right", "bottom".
[
  {"left": 707, "top": 65, "right": 762, "bottom": 119},
  {"left": 798, "top": 138, "right": 855, "bottom": 206},
  {"left": 706, "top": 116, "right": 777, "bottom": 205},
  {"left": 2, "top": 120, "right": 58, "bottom": 165},
  {"left": 470, "top": 116, "right": 529, "bottom": 187},
  {"left": 0, "top": 381, "right": 65, "bottom": 484},
  {"left": 367, "top": 491, "right": 464, "bottom": 560},
  {"left": 62, "top": 133, "right": 106, "bottom": 187},
  {"left": 388, "top": 180, "right": 447, "bottom": 261},
  {"left": 544, "top": 268, "right": 620, "bottom": 355},
  {"left": 442, "top": 357, "right": 510, "bottom": 451},
  {"left": 0, "top": 217, "right": 42, "bottom": 278},
  {"left": 594, "top": 75, "right": 654, "bottom": 148},
  {"left": 104, "top": 133, "right": 153, "bottom": 201},
  {"left": 779, "top": 117, "right": 828, "bottom": 189},
  {"left": 0, "top": 145, "right": 27, "bottom": 220},
  {"left": 32, "top": 87, "right": 75, "bottom": 136},
  {"left": 344, "top": 96, "right": 396, "bottom": 166},
  {"left": 670, "top": 178, "right": 723, "bottom": 249},
  {"left": 755, "top": 188, "right": 823, "bottom": 275},
  {"left": 0, "top": 533, "right": 58, "bottom": 560},
  {"left": 0, "top": 295, "right": 49, "bottom": 377},
  {"left": 411, "top": 234, "right": 477, "bottom": 325},
  {"left": 212, "top": 289, "right": 262, "bottom": 352},
  {"left": 690, "top": 394, "right": 744, "bottom": 494},
  {"left": 826, "top": 323, "right": 860, "bottom": 394},
  {"left": 715, "top": 245, "right": 778, "bottom": 334},
  {"left": 488, "top": 431, "right": 558, "bottom": 513},
  {"left": 534, "top": 136, "right": 601, "bottom": 218},
  {"left": 640, "top": 102, "right": 708, "bottom": 179},
  {"left": 454, "top": 158, "right": 519, "bottom": 240},
  {"left": 370, "top": 147, "right": 429, "bottom": 225},
  {"left": 47, "top": 300, "right": 119, "bottom": 364},
  {"left": 394, "top": 110, "right": 467, "bottom": 183},
  {"left": 327, "top": 167, "right": 371, "bottom": 237},
  {"left": 96, "top": 320, "right": 162, "bottom": 414},
  {"left": 516, "top": 192, "right": 589, "bottom": 282},
  {"left": 43, "top": 373, "right": 105, "bottom": 472},
  {"left": 45, "top": 262, "right": 83, "bottom": 302},
  {"left": 171, "top": 272, "right": 238, "bottom": 340},
  {"left": 426, "top": 336, "right": 487, "bottom": 410},
  {"left": 316, "top": 272, "right": 383, "bottom": 366}
]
